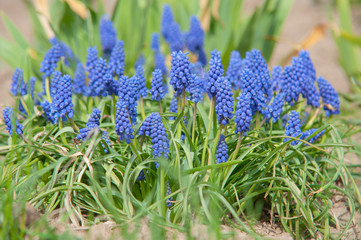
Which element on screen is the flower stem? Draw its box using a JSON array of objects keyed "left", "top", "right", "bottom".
[
  {"left": 158, "top": 101, "right": 163, "bottom": 114},
  {"left": 305, "top": 106, "right": 322, "bottom": 129},
  {"left": 230, "top": 133, "right": 243, "bottom": 162},
  {"left": 139, "top": 96, "right": 146, "bottom": 121},
  {"left": 201, "top": 97, "right": 215, "bottom": 166},
  {"left": 58, "top": 117, "right": 68, "bottom": 145},
  {"left": 160, "top": 167, "right": 166, "bottom": 217},
  {"left": 45, "top": 77, "right": 52, "bottom": 102}
]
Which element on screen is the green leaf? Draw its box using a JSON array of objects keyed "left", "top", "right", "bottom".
[
  {"left": 54, "top": 127, "right": 75, "bottom": 139},
  {"left": 1, "top": 12, "right": 30, "bottom": 49}
]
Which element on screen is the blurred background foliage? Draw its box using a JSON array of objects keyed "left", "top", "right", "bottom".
[{"left": 0, "top": 0, "right": 294, "bottom": 78}]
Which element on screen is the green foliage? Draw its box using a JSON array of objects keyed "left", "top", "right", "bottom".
[{"left": 1, "top": 0, "right": 360, "bottom": 239}]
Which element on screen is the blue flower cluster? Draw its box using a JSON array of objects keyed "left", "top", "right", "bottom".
[
  {"left": 40, "top": 44, "right": 62, "bottom": 79},
  {"left": 206, "top": 50, "right": 224, "bottom": 97},
  {"left": 115, "top": 100, "right": 134, "bottom": 144},
  {"left": 3, "top": 107, "right": 23, "bottom": 135},
  {"left": 284, "top": 111, "right": 325, "bottom": 145},
  {"left": 118, "top": 76, "right": 138, "bottom": 123},
  {"left": 235, "top": 92, "right": 253, "bottom": 136},
  {"left": 99, "top": 14, "right": 116, "bottom": 55},
  {"left": 73, "top": 63, "right": 88, "bottom": 95},
  {"left": 76, "top": 108, "right": 101, "bottom": 140},
  {"left": 284, "top": 111, "right": 302, "bottom": 145},
  {"left": 291, "top": 51, "right": 320, "bottom": 108},
  {"left": 30, "top": 77, "right": 36, "bottom": 100},
  {"left": 226, "top": 51, "right": 242, "bottom": 90},
  {"left": 216, "top": 134, "right": 228, "bottom": 164},
  {"left": 317, "top": 77, "right": 340, "bottom": 116},
  {"left": 151, "top": 33, "right": 168, "bottom": 75},
  {"left": 264, "top": 93, "right": 285, "bottom": 123},
  {"left": 135, "top": 66, "right": 148, "bottom": 98},
  {"left": 184, "top": 16, "right": 206, "bottom": 66},
  {"left": 108, "top": 40, "right": 125, "bottom": 77},
  {"left": 150, "top": 69, "right": 166, "bottom": 102},
  {"left": 86, "top": 47, "right": 98, "bottom": 73},
  {"left": 280, "top": 66, "right": 301, "bottom": 106},
  {"left": 50, "top": 37, "right": 75, "bottom": 66},
  {"left": 88, "top": 58, "right": 108, "bottom": 97},
  {"left": 40, "top": 100, "right": 56, "bottom": 124},
  {"left": 170, "top": 51, "right": 191, "bottom": 95},
  {"left": 104, "top": 73, "right": 119, "bottom": 96},
  {"left": 50, "top": 71, "right": 62, "bottom": 99},
  {"left": 134, "top": 54, "right": 145, "bottom": 69},
  {"left": 51, "top": 74, "right": 74, "bottom": 121},
  {"left": 301, "top": 128, "right": 325, "bottom": 144},
  {"left": 188, "top": 74, "right": 204, "bottom": 103},
  {"left": 271, "top": 65, "right": 282, "bottom": 93},
  {"left": 215, "top": 77, "right": 234, "bottom": 125},
  {"left": 10, "top": 68, "right": 25, "bottom": 96},
  {"left": 241, "top": 69, "right": 267, "bottom": 114},
  {"left": 243, "top": 49, "right": 271, "bottom": 97},
  {"left": 161, "top": 5, "right": 183, "bottom": 52},
  {"left": 139, "top": 113, "right": 170, "bottom": 161}
]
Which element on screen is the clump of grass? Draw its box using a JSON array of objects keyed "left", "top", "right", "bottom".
[{"left": 0, "top": 3, "right": 359, "bottom": 240}]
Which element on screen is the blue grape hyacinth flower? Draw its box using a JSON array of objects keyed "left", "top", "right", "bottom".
[
  {"left": 108, "top": 40, "right": 125, "bottom": 77},
  {"left": 10, "top": 68, "right": 24, "bottom": 96},
  {"left": 30, "top": 76, "right": 36, "bottom": 100},
  {"left": 151, "top": 33, "right": 160, "bottom": 52},
  {"left": 118, "top": 76, "right": 138, "bottom": 123},
  {"left": 206, "top": 50, "right": 224, "bottom": 97},
  {"left": 235, "top": 92, "right": 253, "bottom": 136},
  {"left": 76, "top": 108, "right": 101, "bottom": 140},
  {"left": 50, "top": 71, "right": 62, "bottom": 99},
  {"left": 271, "top": 65, "right": 282, "bottom": 93},
  {"left": 52, "top": 74, "right": 74, "bottom": 121},
  {"left": 280, "top": 65, "right": 301, "bottom": 106},
  {"left": 284, "top": 111, "right": 302, "bottom": 145},
  {"left": 154, "top": 51, "right": 168, "bottom": 76},
  {"left": 135, "top": 65, "right": 148, "bottom": 98},
  {"left": 317, "top": 76, "right": 340, "bottom": 116},
  {"left": 264, "top": 93, "right": 285, "bottom": 123},
  {"left": 243, "top": 49, "right": 271, "bottom": 97},
  {"left": 50, "top": 37, "right": 75, "bottom": 66},
  {"left": 40, "top": 100, "right": 56, "bottom": 124},
  {"left": 73, "top": 63, "right": 88, "bottom": 95},
  {"left": 150, "top": 69, "right": 166, "bottom": 102},
  {"left": 170, "top": 51, "right": 192, "bottom": 96},
  {"left": 215, "top": 77, "right": 234, "bottom": 125},
  {"left": 88, "top": 58, "right": 108, "bottom": 97},
  {"left": 86, "top": 47, "right": 98, "bottom": 73},
  {"left": 216, "top": 134, "right": 228, "bottom": 164},
  {"left": 301, "top": 128, "right": 325, "bottom": 144},
  {"left": 140, "top": 112, "right": 170, "bottom": 161},
  {"left": 40, "top": 44, "right": 62, "bottom": 79},
  {"left": 161, "top": 4, "right": 174, "bottom": 42},
  {"left": 226, "top": 51, "right": 242, "bottom": 90},
  {"left": 3, "top": 107, "right": 23, "bottom": 135},
  {"left": 115, "top": 100, "right": 134, "bottom": 144},
  {"left": 99, "top": 15, "right": 116, "bottom": 56},
  {"left": 188, "top": 74, "right": 204, "bottom": 104},
  {"left": 241, "top": 69, "right": 267, "bottom": 114},
  {"left": 104, "top": 73, "right": 119, "bottom": 96}
]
